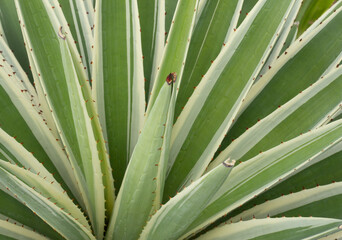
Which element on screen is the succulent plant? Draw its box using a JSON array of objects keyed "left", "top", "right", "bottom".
[{"left": 0, "top": 0, "right": 342, "bottom": 239}]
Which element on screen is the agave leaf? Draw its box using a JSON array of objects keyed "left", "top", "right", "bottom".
[
  {"left": 15, "top": 1, "right": 110, "bottom": 237},
  {"left": 165, "top": 0, "right": 179, "bottom": 38},
  {"left": 318, "top": 103, "right": 342, "bottom": 126},
  {"left": 138, "top": 0, "right": 165, "bottom": 99},
  {"left": 58, "top": 38, "right": 105, "bottom": 237},
  {"left": 193, "top": 0, "right": 207, "bottom": 27},
  {"left": 296, "top": 0, "right": 335, "bottom": 36},
  {"left": 93, "top": 0, "right": 145, "bottom": 190},
  {"left": 52, "top": 0, "right": 116, "bottom": 218},
  {"left": 0, "top": 128, "right": 62, "bottom": 189},
  {"left": 209, "top": 65, "right": 342, "bottom": 169},
  {"left": 55, "top": 0, "right": 94, "bottom": 78},
  {"left": 47, "top": 0, "right": 116, "bottom": 217},
  {"left": 165, "top": 0, "right": 297, "bottom": 198},
  {"left": 278, "top": 21, "right": 299, "bottom": 56},
  {"left": 0, "top": 0, "right": 32, "bottom": 82},
  {"left": 147, "top": 0, "right": 198, "bottom": 112},
  {"left": 256, "top": 0, "right": 302, "bottom": 79},
  {"left": 0, "top": 191, "right": 63, "bottom": 240},
  {"left": 0, "top": 219, "right": 48, "bottom": 240},
  {"left": 224, "top": 5, "right": 342, "bottom": 154},
  {"left": 0, "top": 32, "right": 53, "bottom": 136},
  {"left": 0, "top": 32, "right": 37, "bottom": 103},
  {"left": 0, "top": 1, "right": 340, "bottom": 239},
  {"left": 140, "top": 159, "right": 236, "bottom": 240},
  {"left": 197, "top": 218, "right": 342, "bottom": 240},
  {"left": 236, "top": 0, "right": 258, "bottom": 27},
  {"left": 230, "top": 181, "right": 342, "bottom": 222},
  {"left": 106, "top": 81, "right": 176, "bottom": 240},
  {"left": 174, "top": 0, "right": 241, "bottom": 119},
  {"left": 321, "top": 231, "right": 342, "bottom": 240},
  {"left": 0, "top": 18, "right": 4, "bottom": 36},
  {"left": 153, "top": 80, "right": 178, "bottom": 207},
  {"left": 184, "top": 119, "right": 342, "bottom": 237},
  {"left": 15, "top": 34, "right": 62, "bottom": 140},
  {"left": 299, "top": 1, "right": 342, "bottom": 41},
  {"left": 0, "top": 166, "right": 95, "bottom": 240},
  {"left": 226, "top": 142, "right": 342, "bottom": 220},
  {"left": 0, "top": 46, "right": 80, "bottom": 203},
  {"left": 0, "top": 160, "right": 91, "bottom": 232},
  {"left": 0, "top": 31, "right": 50, "bottom": 134},
  {"left": 334, "top": 111, "right": 342, "bottom": 121}
]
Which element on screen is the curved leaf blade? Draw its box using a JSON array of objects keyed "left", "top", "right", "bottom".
[
  {"left": 106, "top": 82, "right": 174, "bottom": 240},
  {"left": 185, "top": 119, "right": 342, "bottom": 237},
  {"left": 0, "top": 191, "right": 63, "bottom": 239},
  {"left": 223, "top": 5, "right": 342, "bottom": 154},
  {"left": 197, "top": 218, "right": 342, "bottom": 240},
  {"left": 210, "top": 65, "right": 342, "bottom": 169},
  {"left": 15, "top": 1, "right": 108, "bottom": 236},
  {"left": 0, "top": 219, "right": 48, "bottom": 240},
  {"left": 230, "top": 182, "right": 342, "bottom": 222},
  {"left": 147, "top": 0, "right": 198, "bottom": 112},
  {"left": 174, "top": 0, "right": 241, "bottom": 119},
  {"left": 0, "top": 166, "right": 95, "bottom": 240},
  {"left": 165, "top": 0, "right": 296, "bottom": 198},
  {"left": 140, "top": 159, "right": 235, "bottom": 240},
  {"left": 93, "top": 0, "right": 145, "bottom": 190}
]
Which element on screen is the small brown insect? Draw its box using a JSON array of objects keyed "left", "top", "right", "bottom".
[
  {"left": 166, "top": 72, "right": 177, "bottom": 85},
  {"left": 58, "top": 26, "right": 66, "bottom": 40}
]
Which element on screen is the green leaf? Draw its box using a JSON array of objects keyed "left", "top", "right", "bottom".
[
  {"left": 165, "top": 0, "right": 296, "bottom": 198},
  {"left": 140, "top": 159, "right": 235, "bottom": 240},
  {"left": 0, "top": 42, "right": 81, "bottom": 205},
  {"left": 257, "top": 1, "right": 302, "bottom": 79},
  {"left": 230, "top": 181, "right": 342, "bottom": 222},
  {"left": 236, "top": 0, "right": 258, "bottom": 27},
  {"left": 320, "top": 231, "right": 342, "bottom": 240},
  {"left": 138, "top": 0, "right": 165, "bottom": 99},
  {"left": 209, "top": 65, "right": 342, "bottom": 169},
  {"left": 175, "top": 0, "right": 241, "bottom": 119},
  {"left": 0, "top": 219, "right": 48, "bottom": 240},
  {"left": 0, "top": 160, "right": 91, "bottom": 232},
  {"left": 0, "top": 191, "right": 63, "bottom": 239},
  {"left": 15, "top": 1, "right": 112, "bottom": 237},
  {"left": 54, "top": 0, "right": 116, "bottom": 217},
  {"left": 185, "top": 119, "right": 342, "bottom": 237},
  {"left": 222, "top": 5, "right": 342, "bottom": 156},
  {"left": 297, "top": 0, "right": 336, "bottom": 36},
  {"left": 297, "top": 1, "right": 342, "bottom": 41},
  {"left": 147, "top": 0, "right": 198, "bottom": 112},
  {"left": 317, "top": 102, "right": 342, "bottom": 126},
  {"left": 0, "top": 128, "right": 64, "bottom": 190},
  {"left": 165, "top": 0, "right": 179, "bottom": 38},
  {"left": 34, "top": 4, "right": 115, "bottom": 213},
  {"left": 0, "top": 32, "right": 40, "bottom": 111},
  {"left": 93, "top": 0, "right": 145, "bottom": 190},
  {"left": 0, "top": 165, "right": 95, "bottom": 240},
  {"left": 106, "top": 82, "right": 176, "bottom": 240},
  {"left": 224, "top": 143, "right": 342, "bottom": 221},
  {"left": 279, "top": 22, "right": 299, "bottom": 55},
  {"left": 0, "top": 0, "right": 32, "bottom": 82},
  {"left": 197, "top": 218, "right": 342, "bottom": 240},
  {"left": 57, "top": 0, "right": 94, "bottom": 78},
  {"left": 333, "top": 110, "right": 342, "bottom": 121}
]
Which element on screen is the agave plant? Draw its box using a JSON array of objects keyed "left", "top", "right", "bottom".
[{"left": 0, "top": 0, "right": 342, "bottom": 239}]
